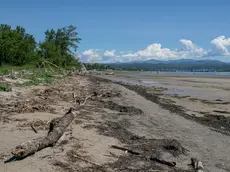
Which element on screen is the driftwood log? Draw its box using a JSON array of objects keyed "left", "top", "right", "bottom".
[{"left": 11, "top": 108, "right": 74, "bottom": 158}]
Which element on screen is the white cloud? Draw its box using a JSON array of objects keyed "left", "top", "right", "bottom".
[
  {"left": 81, "top": 49, "right": 101, "bottom": 63},
  {"left": 135, "top": 44, "right": 177, "bottom": 59},
  {"left": 120, "top": 40, "right": 206, "bottom": 61},
  {"left": 179, "top": 39, "right": 196, "bottom": 50},
  {"left": 80, "top": 36, "right": 230, "bottom": 63},
  {"left": 211, "top": 36, "right": 230, "bottom": 56},
  {"left": 104, "top": 50, "right": 116, "bottom": 57},
  {"left": 179, "top": 39, "right": 207, "bottom": 58}
]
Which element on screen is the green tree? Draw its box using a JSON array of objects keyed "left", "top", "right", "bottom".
[
  {"left": 39, "top": 25, "right": 81, "bottom": 68},
  {"left": 0, "top": 24, "right": 36, "bottom": 66}
]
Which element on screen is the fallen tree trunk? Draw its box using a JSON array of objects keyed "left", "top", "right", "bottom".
[{"left": 11, "top": 108, "right": 74, "bottom": 158}]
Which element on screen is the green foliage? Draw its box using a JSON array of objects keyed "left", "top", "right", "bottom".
[
  {"left": 0, "top": 24, "right": 81, "bottom": 70},
  {"left": 0, "top": 24, "right": 37, "bottom": 66},
  {"left": 108, "top": 61, "right": 230, "bottom": 72},
  {"left": 0, "top": 68, "right": 10, "bottom": 75},
  {"left": 21, "top": 71, "right": 53, "bottom": 86},
  {"left": 31, "top": 88, "right": 40, "bottom": 93},
  {"left": 84, "top": 63, "right": 114, "bottom": 71},
  {"left": 38, "top": 25, "right": 81, "bottom": 68},
  {"left": 0, "top": 64, "right": 37, "bottom": 74},
  {"left": 0, "top": 83, "right": 12, "bottom": 92}
]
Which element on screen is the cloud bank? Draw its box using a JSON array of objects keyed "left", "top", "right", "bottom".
[{"left": 80, "top": 36, "right": 230, "bottom": 63}]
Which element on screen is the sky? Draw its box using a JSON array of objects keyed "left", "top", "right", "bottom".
[{"left": 1, "top": 0, "right": 230, "bottom": 63}]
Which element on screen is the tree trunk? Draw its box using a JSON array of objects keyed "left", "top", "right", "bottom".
[{"left": 11, "top": 108, "right": 74, "bottom": 158}]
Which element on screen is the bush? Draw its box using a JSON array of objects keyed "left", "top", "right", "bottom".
[
  {"left": 0, "top": 83, "right": 12, "bottom": 92},
  {"left": 21, "top": 71, "right": 53, "bottom": 86}
]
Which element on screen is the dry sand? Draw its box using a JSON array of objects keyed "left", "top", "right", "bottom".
[{"left": 0, "top": 73, "right": 230, "bottom": 171}]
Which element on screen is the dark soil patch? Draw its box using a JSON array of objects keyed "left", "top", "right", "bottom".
[
  {"left": 0, "top": 98, "right": 56, "bottom": 114},
  {"left": 53, "top": 159, "right": 106, "bottom": 172},
  {"left": 100, "top": 92, "right": 122, "bottom": 98},
  {"left": 201, "top": 114, "right": 230, "bottom": 130},
  {"left": 82, "top": 124, "right": 98, "bottom": 130},
  {"left": 215, "top": 163, "right": 230, "bottom": 172},
  {"left": 189, "top": 98, "right": 230, "bottom": 105},
  {"left": 213, "top": 110, "right": 230, "bottom": 114},
  {"left": 96, "top": 120, "right": 137, "bottom": 144},
  {"left": 93, "top": 119, "right": 193, "bottom": 172},
  {"left": 74, "top": 119, "right": 83, "bottom": 125},
  {"left": 104, "top": 101, "right": 143, "bottom": 115}
]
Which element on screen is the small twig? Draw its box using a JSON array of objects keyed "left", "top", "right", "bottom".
[
  {"left": 72, "top": 153, "right": 103, "bottom": 168},
  {"left": 104, "top": 152, "right": 119, "bottom": 158},
  {"left": 47, "top": 63, "right": 54, "bottom": 73},
  {"left": 80, "top": 94, "right": 93, "bottom": 106},
  {"left": 45, "top": 61, "right": 66, "bottom": 75},
  {"left": 30, "top": 123, "right": 38, "bottom": 133},
  {"left": 72, "top": 92, "right": 80, "bottom": 105},
  {"left": 80, "top": 92, "right": 97, "bottom": 106},
  {"left": 111, "top": 145, "right": 140, "bottom": 155},
  {"left": 98, "top": 92, "right": 109, "bottom": 98}
]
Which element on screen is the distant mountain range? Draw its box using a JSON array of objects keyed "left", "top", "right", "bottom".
[
  {"left": 106, "top": 59, "right": 230, "bottom": 71},
  {"left": 125, "top": 59, "right": 227, "bottom": 64}
]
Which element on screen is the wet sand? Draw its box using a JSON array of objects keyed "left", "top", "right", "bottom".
[{"left": 102, "top": 72, "right": 230, "bottom": 119}]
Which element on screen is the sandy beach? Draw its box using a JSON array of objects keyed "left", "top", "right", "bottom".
[{"left": 0, "top": 73, "right": 230, "bottom": 172}]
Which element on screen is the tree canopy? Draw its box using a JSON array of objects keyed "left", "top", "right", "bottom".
[
  {"left": 38, "top": 25, "right": 81, "bottom": 68},
  {"left": 0, "top": 24, "right": 36, "bottom": 66},
  {"left": 0, "top": 24, "right": 81, "bottom": 68}
]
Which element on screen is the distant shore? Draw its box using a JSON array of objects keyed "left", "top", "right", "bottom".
[{"left": 97, "top": 70, "right": 230, "bottom": 79}]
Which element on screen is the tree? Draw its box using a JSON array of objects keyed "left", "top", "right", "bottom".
[
  {"left": 0, "top": 24, "right": 81, "bottom": 68},
  {"left": 39, "top": 25, "right": 81, "bottom": 68},
  {"left": 0, "top": 24, "right": 36, "bottom": 66}
]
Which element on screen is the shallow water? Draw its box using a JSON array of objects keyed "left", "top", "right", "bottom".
[
  {"left": 140, "top": 80, "right": 159, "bottom": 85},
  {"left": 112, "top": 78, "right": 165, "bottom": 87},
  {"left": 111, "top": 77, "right": 201, "bottom": 97},
  {"left": 163, "top": 89, "right": 200, "bottom": 96},
  {"left": 124, "top": 71, "right": 230, "bottom": 76}
]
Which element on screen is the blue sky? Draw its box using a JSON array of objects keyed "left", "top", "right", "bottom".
[{"left": 1, "top": 0, "right": 230, "bottom": 62}]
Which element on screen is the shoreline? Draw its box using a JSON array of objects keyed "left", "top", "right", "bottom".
[
  {"left": 94, "top": 75, "right": 230, "bottom": 136},
  {"left": 104, "top": 71, "right": 230, "bottom": 79}
]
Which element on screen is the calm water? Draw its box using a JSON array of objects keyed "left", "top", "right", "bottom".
[
  {"left": 106, "top": 71, "right": 230, "bottom": 97},
  {"left": 125, "top": 71, "right": 230, "bottom": 76}
]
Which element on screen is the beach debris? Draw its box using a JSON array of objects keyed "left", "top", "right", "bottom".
[
  {"left": 30, "top": 123, "right": 38, "bottom": 133},
  {"left": 150, "top": 153, "right": 176, "bottom": 167},
  {"left": 67, "top": 151, "right": 103, "bottom": 168},
  {"left": 104, "top": 72, "right": 114, "bottom": 75},
  {"left": 104, "top": 101, "right": 143, "bottom": 115},
  {"left": 163, "top": 139, "right": 189, "bottom": 156},
  {"left": 80, "top": 92, "right": 97, "bottom": 106},
  {"left": 191, "top": 158, "right": 204, "bottom": 172},
  {"left": 111, "top": 145, "right": 140, "bottom": 155}
]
